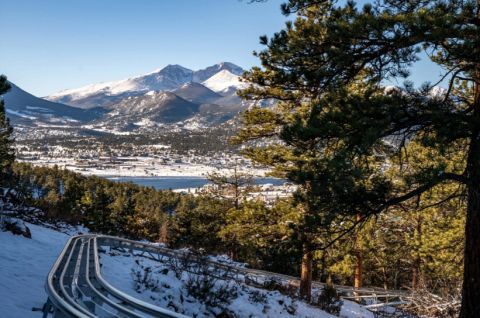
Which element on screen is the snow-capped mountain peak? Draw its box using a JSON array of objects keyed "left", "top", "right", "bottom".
[
  {"left": 192, "top": 62, "right": 244, "bottom": 83},
  {"left": 201, "top": 70, "right": 250, "bottom": 95},
  {"left": 44, "top": 64, "right": 194, "bottom": 106},
  {"left": 44, "top": 62, "right": 245, "bottom": 109}
]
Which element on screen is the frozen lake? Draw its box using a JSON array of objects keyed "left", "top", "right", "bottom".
[{"left": 106, "top": 176, "right": 286, "bottom": 190}]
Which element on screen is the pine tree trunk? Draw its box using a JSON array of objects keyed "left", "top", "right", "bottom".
[
  {"left": 300, "top": 245, "right": 313, "bottom": 299},
  {"left": 412, "top": 213, "right": 421, "bottom": 289},
  {"left": 231, "top": 233, "right": 237, "bottom": 262},
  {"left": 355, "top": 214, "right": 363, "bottom": 295},
  {"left": 382, "top": 267, "right": 388, "bottom": 289},
  {"left": 459, "top": 63, "right": 480, "bottom": 318},
  {"left": 300, "top": 174, "right": 314, "bottom": 299},
  {"left": 460, "top": 178, "right": 480, "bottom": 318},
  {"left": 412, "top": 257, "right": 420, "bottom": 289}
]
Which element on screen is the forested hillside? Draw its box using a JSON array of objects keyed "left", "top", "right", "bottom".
[{"left": 2, "top": 162, "right": 465, "bottom": 297}]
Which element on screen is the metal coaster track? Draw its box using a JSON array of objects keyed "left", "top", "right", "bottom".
[{"left": 43, "top": 235, "right": 410, "bottom": 317}]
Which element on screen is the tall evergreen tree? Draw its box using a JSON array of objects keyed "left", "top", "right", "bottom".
[
  {"left": 237, "top": 1, "right": 480, "bottom": 315},
  {"left": 0, "top": 75, "right": 14, "bottom": 179}
]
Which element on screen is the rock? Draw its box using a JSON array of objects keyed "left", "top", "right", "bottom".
[
  {"left": 4, "top": 218, "right": 32, "bottom": 239},
  {"left": 160, "top": 268, "right": 169, "bottom": 275},
  {"left": 23, "top": 226, "right": 31, "bottom": 239},
  {"left": 11, "top": 224, "right": 23, "bottom": 235}
]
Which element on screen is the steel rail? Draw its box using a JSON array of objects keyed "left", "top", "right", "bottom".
[
  {"left": 44, "top": 235, "right": 410, "bottom": 317},
  {"left": 92, "top": 238, "right": 188, "bottom": 318},
  {"left": 95, "top": 235, "right": 410, "bottom": 296},
  {"left": 44, "top": 236, "right": 96, "bottom": 318},
  {"left": 83, "top": 238, "right": 148, "bottom": 318}
]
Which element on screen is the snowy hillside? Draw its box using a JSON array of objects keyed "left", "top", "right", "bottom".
[
  {"left": 0, "top": 223, "right": 83, "bottom": 318},
  {"left": 1, "top": 82, "right": 108, "bottom": 127},
  {"left": 0, "top": 221, "right": 376, "bottom": 318},
  {"left": 202, "top": 70, "right": 251, "bottom": 96},
  {"left": 102, "top": 251, "right": 374, "bottom": 318},
  {"left": 94, "top": 90, "right": 200, "bottom": 126},
  {"left": 173, "top": 82, "right": 224, "bottom": 104}
]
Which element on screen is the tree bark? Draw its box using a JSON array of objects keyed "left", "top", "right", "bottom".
[
  {"left": 231, "top": 233, "right": 237, "bottom": 262},
  {"left": 412, "top": 257, "right": 420, "bottom": 289},
  {"left": 300, "top": 170, "right": 314, "bottom": 299},
  {"left": 460, "top": 177, "right": 480, "bottom": 318},
  {"left": 355, "top": 214, "right": 363, "bottom": 295},
  {"left": 459, "top": 61, "right": 480, "bottom": 318},
  {"left": 412, "top": 213, "right": 422, "bottom": 289},
  {"left": 300, "top": 246, "right": 313, "bottom": 299},
  {"left": 382, "top": 266, "right": 388, "bottom": 290}
]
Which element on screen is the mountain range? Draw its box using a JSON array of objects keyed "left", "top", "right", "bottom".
[
  {"left": 1, "top": 63, "right": 447, "bottom": 140},
  {"left": 2, "top": 62, "right": 274, "bottom": 136},
  {"left": 43, "top": 62, "right": 246, "bottom": 109}
]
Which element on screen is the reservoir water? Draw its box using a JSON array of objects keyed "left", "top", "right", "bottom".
[{"left": 107, "top": 176, "right": 285, "bottom": 190}]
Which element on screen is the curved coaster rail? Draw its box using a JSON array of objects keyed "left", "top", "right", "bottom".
[{"left": 43, "top": 235, "right": 410, "bottom": 318}]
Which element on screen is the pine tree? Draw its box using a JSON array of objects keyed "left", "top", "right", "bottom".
[
  {"left": 206, "top": 162, "right": 259, "bottom": 261},
  {"left": 0, "top": 75, "right": 14, "bottom": 179},
  {"left": 237, "top": 1, "right": 480, "bottom": 315},
  {"left": 173, "top": 193, "right": 228, "bottom": 251},
  {"left": 219, "top": 198, "right": 301, "bottom": 272}
]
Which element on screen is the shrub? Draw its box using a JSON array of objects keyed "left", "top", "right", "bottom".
[
  {"left": 130, "top": 265, "right": 160, "bottom": 293},
  {"left": 248, "top": 290, "right": 268, "bottom": 304},
  {"left": 183, "top": 273, "right": 239, "bottom": 308},
  {"left": 312, "top": 276, "right": 343, "bottom": 317}
]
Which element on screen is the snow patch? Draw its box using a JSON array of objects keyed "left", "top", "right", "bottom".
[
  {"left": 202, "top": 70, "right": 251, "bottom": 94},
  {"left": 6, "top": 109, "right": 36, "bottom": 119},
  {"left": 26, "top": 106, "right": 50, "bottom": 112}
]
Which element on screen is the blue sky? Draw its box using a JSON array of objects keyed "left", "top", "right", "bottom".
[{"left": 0, "top": 0, "right": 446, "bottom": 97}]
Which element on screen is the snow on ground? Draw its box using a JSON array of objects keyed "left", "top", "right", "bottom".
[
  {"left": 1, "top": 222, "right": 375, "bottom": 318},
  {"left": 6, "top": 109, "right": 37, "bottom": 119},
  {"left": 0, "top": 223, "right": 71, "bottom": 317},
  {"left": 17, "top": 158, "right": 271, "bottom": 179},
  {"left": 101, "top": 251, "right": 375, "bottom": 318}
]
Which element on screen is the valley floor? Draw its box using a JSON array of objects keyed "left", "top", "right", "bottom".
[{"left": 18, "top": 158, "right": 271, "bottom": 179}]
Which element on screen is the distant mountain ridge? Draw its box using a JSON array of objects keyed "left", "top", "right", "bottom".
[
  {"left": 1, "top": 82, "right": 107, "bottom": 127},
  {"left": 3, "top": 61, "right": 277, "bottom": 136},
  {"left": 44, "top": 62, "right": 246, "bottom": 109},
  {"left": 97, "top": 90, "right": 200, "bottom": 125},
  {"left": 3, "top": 67, "right": 448, "bottom": 140},
  {"left": 173, "top": 82, "right": 223, "bottom": 104}
]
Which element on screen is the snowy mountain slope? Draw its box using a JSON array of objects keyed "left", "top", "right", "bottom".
[
  {"left": 93, "top": 90, "right": 201, "bottom": 126},
  {"left": 201, "top": 70, "right": 251, "bottom": 96},
  {"left": 192, "top": 62, "right": 244, "bottom": 83},
  {"left": 44, "top": 64, "right": 193, "bottom": 109},
  {"left": 213, "top": 89, "right": 243, "bottom": 106},
  {"left": 173, "top": 82, "right": 224, "bottom": 104},
  {"left": 182, "top": 103, "right": 249, "bottom": 130},
  {"left": 59, "top": 90, "right": 143, "bottom": 109},
  {"left": 44, "top": 63, "right": 245, "bottom": 109},
  {"left": 1, "top": 82, "right": 108, "bottom": 126}
]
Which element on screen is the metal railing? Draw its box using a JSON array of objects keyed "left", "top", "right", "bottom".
[{"left": 43, "top": 235, "right": 410, "bottom": 317}]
